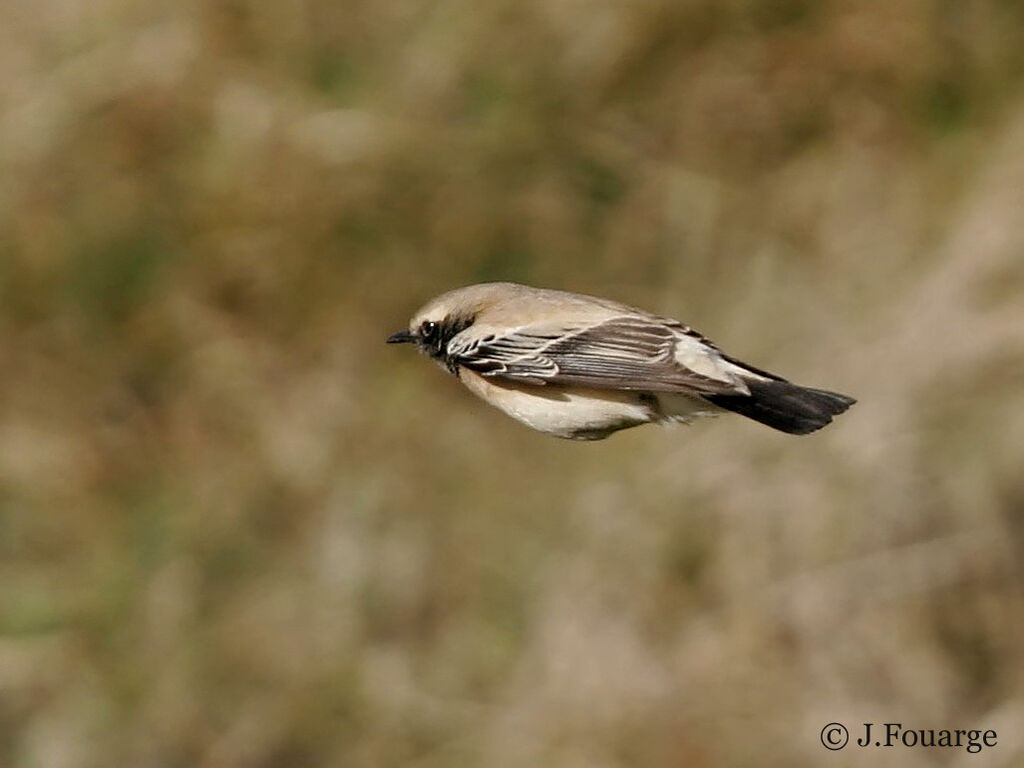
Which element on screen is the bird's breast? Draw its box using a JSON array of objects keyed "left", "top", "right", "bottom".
[{"left": 455, "top": 368, "right": 655, "bottom": 440}]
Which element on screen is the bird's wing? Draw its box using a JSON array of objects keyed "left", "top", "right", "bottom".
[{"left": 448, "top": 315, "right": 749, "bottom": 395}]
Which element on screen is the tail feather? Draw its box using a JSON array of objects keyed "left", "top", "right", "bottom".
[{"left": 705, "top": 377, "right": 856, "bottom": 435}]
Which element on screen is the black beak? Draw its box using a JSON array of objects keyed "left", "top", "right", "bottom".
[{"left": 387, "top": 329, "right": 415, "bottom": 344}]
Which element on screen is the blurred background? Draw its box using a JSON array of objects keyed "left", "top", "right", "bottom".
[{"left": 2, "top": 1, "right": 1024, "bottom": 766}]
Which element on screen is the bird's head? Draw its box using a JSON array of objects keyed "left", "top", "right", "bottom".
[
  {"left": 387, "top": 284, "right": 513, "bottom": 359},
  {"left": 386, "top": 312, "right": 459, "bottom": 359}
]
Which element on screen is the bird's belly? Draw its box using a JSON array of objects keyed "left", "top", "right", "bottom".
[
  {"left": 654, "top": 392, "right": 722, "bottom": 423},
  {"left": 457, "top": 370, "right": 654, "bottom": 440}
]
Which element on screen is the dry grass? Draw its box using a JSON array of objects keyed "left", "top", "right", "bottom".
[{"left": 2, "top": 1, "right": 1024, "bottom": 767}]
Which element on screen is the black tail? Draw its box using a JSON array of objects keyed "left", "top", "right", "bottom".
[{"left": 706, "top": 376, "right": 856, "bottom": 435}]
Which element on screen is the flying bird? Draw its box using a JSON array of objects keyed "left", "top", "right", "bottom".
[{"left": 387, "top": 283, "right": 854, "bottom": 440}]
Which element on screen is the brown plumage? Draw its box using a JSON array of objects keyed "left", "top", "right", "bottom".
[{"left": 388, "top": 283, "right": 855, "bottom": 440}]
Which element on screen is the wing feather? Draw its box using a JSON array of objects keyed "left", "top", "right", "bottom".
[{"left": 449, "top": 316, "right": 747, "bottom": 395}]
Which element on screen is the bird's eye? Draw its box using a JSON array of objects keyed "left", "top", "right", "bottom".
[{"left": 420, "top": 321, "right": 438, "bottom": 340}]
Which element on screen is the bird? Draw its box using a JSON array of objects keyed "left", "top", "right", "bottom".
[{"left": 387, "top": 282, "right": 855, "bottom": 440}]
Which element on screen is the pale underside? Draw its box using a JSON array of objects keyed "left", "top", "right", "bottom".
[{"left": 457, "top": 368, "right": 721, "bottom": 440}]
